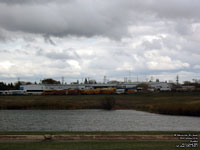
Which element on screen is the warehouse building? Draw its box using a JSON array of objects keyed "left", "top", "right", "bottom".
[{"left": 20, "top": 81, "right": 171, "bottom": 93}]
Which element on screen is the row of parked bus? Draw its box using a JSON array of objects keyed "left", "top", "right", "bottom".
[
  {"left": 42, "top": 88, "right": 137, "bottom": 95},
  {"left": 0, "top": 90, "right": 27, "bottom": 96},
  {"left": 0, "top": 88, "right": 137, "bottom": 95}
]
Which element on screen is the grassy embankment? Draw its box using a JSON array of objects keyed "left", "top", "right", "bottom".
[
  {"left": 0, "top": 92, "right": 200, "bottom": 116},
  {"left": 0, "top": 141, "right": 183, "bottom": 150},
  {"left": 0, "top": 131, "right": 199, "bottom": 150},
  {"left": 0, "top": 131, "right": 198, "bottom": 135}
]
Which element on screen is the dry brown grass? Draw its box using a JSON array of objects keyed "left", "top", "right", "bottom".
[{"left": 0, "top": 92, "right": 200, "bottom": 116}]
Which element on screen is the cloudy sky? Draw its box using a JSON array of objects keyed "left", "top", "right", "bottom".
[{"left": 0, "top": 0, "right": 200, "bottom": 83}]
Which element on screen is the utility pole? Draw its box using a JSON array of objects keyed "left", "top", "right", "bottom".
[
  {"left": 82, "top": 78, "right": 84, "bottom": 84},
  {"left": 61, "top": 76, "right": 64, "bottom": 85},
  {"left": 124, "top": 77, "right": 127, "bottom": 83},
  {"left": 129, "top": 70, "right": 131, "bottom": 82},
  {"left": 176, "top": 75, "right": 179, "bottom": 85},
  {"left": 103, "top": 76, "right": 107, "bottom": 84}
]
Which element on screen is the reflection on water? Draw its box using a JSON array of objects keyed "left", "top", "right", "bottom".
[{"left": 0, "top": 109, "right": 200, "bottom": 131}]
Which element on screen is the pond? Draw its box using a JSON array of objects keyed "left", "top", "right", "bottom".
[{"left": 0, "top": 110, "right": 200, "bottom": 131}]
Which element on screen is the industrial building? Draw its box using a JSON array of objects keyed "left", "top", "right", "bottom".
[{"left": 19, "top": 81, "right": 171, "bottom": 94}]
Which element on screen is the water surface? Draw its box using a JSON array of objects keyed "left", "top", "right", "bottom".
[{"left": 0, "top": 110, "right": 200, "bottom": 131}]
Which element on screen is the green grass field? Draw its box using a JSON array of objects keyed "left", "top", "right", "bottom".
[
  {"left": 0, "top": 92, "right": 200, "bottom": 116},
  {"left": 0, "top": 131, "right": 199, "bottom": 135},
  {"left": 0, "top": 141, "right": 184, "bottom": 150}
]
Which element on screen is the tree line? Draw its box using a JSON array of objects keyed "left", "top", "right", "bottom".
[
  {"left": 0, "top": 82, "right": 19, "bottom": 90},
  {"left": 0, "top": 78, "right": 61, "bottom": 90}
]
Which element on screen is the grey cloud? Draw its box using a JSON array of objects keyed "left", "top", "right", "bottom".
[
  {"left": 0, "top": 49, "right": 10, "bottom": 53},
  {"left": 15, "top": 49, "right": 29, "bottom": 55},
  {"left": 160, "top": 34, "right": 200, "bottom": 55},
  {"left": 0, "top": 0, "right": 200, "bottom": 39},
  {"left": 155, "top": 0, "right": 200, "bottom": 20},
  {"left": 133, "top": 0, "right": 200, "bottom": 20},
  {"left": 36, "top": 48, "right": 80, "bottom": 60},
  {"left": 142, "top": 39, "right": 162, "bottom": 50},
  {"left": 0, "top": 30, "right": 6, "bottom": 41},
  {"left": 0, "top": 0, "right": 73, "bottom": 5},
  {"left": 43, "top": 35, "right": 56, "bottom": 45},
  {"left": 0, "top": 0, "right": 134, "bottom": 39},
  {"left": 45, "top": 60, "right": 71, "bottom": 69},
  {"left": 0, "top": 28, "right": 12, "bottom": 42},
  {"left": 0, "top": 48, "right": 29, "bottom": 55},
  {"left": 1, "top": 0, "right": 200, "bottom": 83},
  {"left": 175, "top": 22, "right": 192, "bottom": 35}
]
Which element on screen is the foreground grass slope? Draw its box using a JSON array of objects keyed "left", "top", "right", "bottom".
[
  {"left": 1, "top": 131, "right": 198, "bottom": 150},
  {"left": 0, "top": 92, "right": 200, "bottom": 116},
  {"left": 0, "top": 141, "right": 182, "bottom": 150},
  {"left": 0, "top": 131, "right": 198, "bottom": 135}
]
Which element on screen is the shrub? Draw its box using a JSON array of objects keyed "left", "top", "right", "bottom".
[
  {"left": 101, "top": 96, "right": 116, "bottom": 110},
  {"left": 153, "top": 103, "right": 200, "bottom": 116}
]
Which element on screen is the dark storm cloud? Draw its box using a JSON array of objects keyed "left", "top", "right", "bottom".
[
  {"left": 0, "top": 0, "right": 200, "bottom": 39},
  {"left": 0, "top": 0, "right": 134, "bottom": 39}
]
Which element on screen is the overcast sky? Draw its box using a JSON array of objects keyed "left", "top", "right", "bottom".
[{"left": 0, "top": 0, "right": 200, "bottom": 83}]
